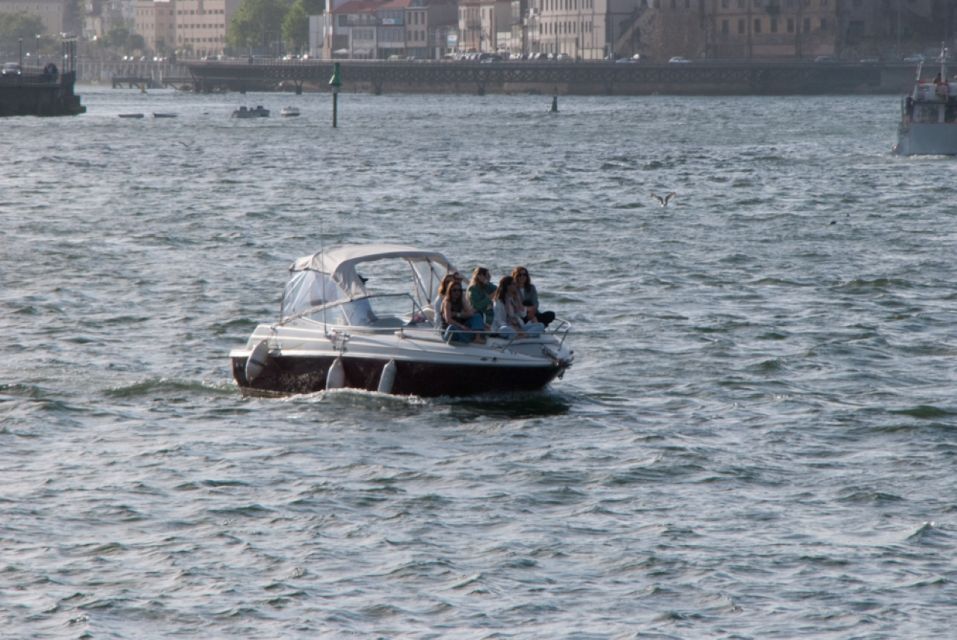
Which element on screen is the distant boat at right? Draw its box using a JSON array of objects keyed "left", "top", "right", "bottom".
[{"left": 894, "top": 46, "right": 957, "bottom": 156}]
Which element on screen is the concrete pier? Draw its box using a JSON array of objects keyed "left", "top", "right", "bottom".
[{"left": 184, "top": 59, "right": 919, "bottom": 96}]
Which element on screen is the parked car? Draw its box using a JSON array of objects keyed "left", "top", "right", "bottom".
[
  {"left": 814, "top": 55, "right": 837, "bottom": 63},
  {"left": 1, "top": 62, "right": 21, "bottom": 76},
  {"left": 859, "top": 57, "right": 880, "bottom": 64},
  {"left": 668, "top": 56, "right": 691, "bottom": 64},
  {"left": 902, "top": 54, "right": 925, "bottom": 63}
]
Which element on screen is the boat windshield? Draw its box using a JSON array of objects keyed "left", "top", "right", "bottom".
[
  {"left": 307, "top": 293, "right": 425, "bottom": 328},
  {"left": 280, "top": 250, "right": 452, "bottom": 322}
]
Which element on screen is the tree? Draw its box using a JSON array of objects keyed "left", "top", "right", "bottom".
[
  {"left": 228, "top": 0, "right": 291, "bottom": 53},
  {"left": 282, "top": 0, "right": 308, "bottom": 54},
  {"left": 128, "top": 33, "right": 146, "bottom": 52},
  {"left": 0, "top": 12, "right": 46, "bottom": 57},
  {"left": 106, "top": 26, "right": 130, "bottom": 51}
]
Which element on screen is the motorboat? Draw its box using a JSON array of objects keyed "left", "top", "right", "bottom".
[
  {"left": 118, "top": 113, "right": 144, "bottom": 118},
  {"left": 232, "top": 105, "right": 269, "bottom": 118},
  {"left": 229, "top": 244, "right": 574, "bottom": 397},
  {"left": 152, "top": 112, "right": 178, "bottom": 118},
  {"left": 279, "top": 106, "right": 300, "bottom": 117},
  {"left": 894, "top": 46, "right": 957, "bottom": 155}
]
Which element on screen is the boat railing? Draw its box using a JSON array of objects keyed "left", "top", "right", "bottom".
[{"left": 282, "top": 295, "right": 572, "bottom": 353}]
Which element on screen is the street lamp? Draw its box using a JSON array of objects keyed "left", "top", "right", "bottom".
[
  {"left": 35, "top": 35, "right": 40, "bottom": 68},
  {"left": 19, "top": 38, "right": 23, "bottom": 67}
]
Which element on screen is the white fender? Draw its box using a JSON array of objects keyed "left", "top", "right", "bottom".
[
  {"left": 326, "top": 357, "right": 345, "bottom": 390},
  {"left": 244, "top": 339, "right": 270, "bottom": 384},
  {"left": 377, "top": 359, "right": 397, "bottom": 394}
]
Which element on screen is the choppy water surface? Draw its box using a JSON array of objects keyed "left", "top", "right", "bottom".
[{"left": 2, "top": 86, "right": 957, "bottom": 638}]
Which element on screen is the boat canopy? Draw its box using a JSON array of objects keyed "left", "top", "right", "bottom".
[{"left": 281, "top": 244, "right": 455, "bottom": 321}]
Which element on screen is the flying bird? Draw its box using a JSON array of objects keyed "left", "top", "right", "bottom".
[{"left": 651, "top": 192, "right": 677, "bottom": 207}]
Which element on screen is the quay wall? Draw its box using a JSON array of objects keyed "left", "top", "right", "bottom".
[{"left": 185, "top": 59, "right": 920, "bottom": 97}]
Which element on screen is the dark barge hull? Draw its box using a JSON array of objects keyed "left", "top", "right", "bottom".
[
  {"left": 0, "top": 71, "right": 85, "bottom": 117},
  {"left": 231, "top": 354, "right": 562, "bottom": 397}
]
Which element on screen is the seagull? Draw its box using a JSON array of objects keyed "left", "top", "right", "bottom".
[{"left": 651, "top": 192, "right": 677, "bottom": 207}]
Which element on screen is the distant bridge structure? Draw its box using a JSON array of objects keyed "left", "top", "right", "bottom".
[{"left": 184, "top": 59, "right": 913, "bottom": 96}]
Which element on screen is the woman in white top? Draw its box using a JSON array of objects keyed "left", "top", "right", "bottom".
[{"left": 492, "top": 276, "right": 544, "bottom": 338}]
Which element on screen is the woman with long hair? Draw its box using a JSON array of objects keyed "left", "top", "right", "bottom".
[
  {"left": 442, "top": 281, "right": 485, "bottom": 344},
  {"left": 492, "top": 276, "right": 544, "bottom": 338},
  {"left": 467, "top": 266, "right": 496, "bottom": 327},
  {"left": 511, "top": 266, "right": 555, "bottom": 327}
]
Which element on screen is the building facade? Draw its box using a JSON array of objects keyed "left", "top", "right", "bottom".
[
  {"left": 173, "top": 0, "right": 240, "bottom": 57},
  {"left": 312, "top": 0, "right": 457, "bottom": 59},
  {"left": 307, "top": 0, "right": 956, "bottom": 61},
  {"left": 706, "top": 0, "right": 840, "bottom": 59},
  {"left": 133, "top": 0, "right": 175, "bottom": 52}
]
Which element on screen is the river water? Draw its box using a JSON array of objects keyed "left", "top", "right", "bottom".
[{"left": 2, "top": 85, "right": 956, "bottom": 638}]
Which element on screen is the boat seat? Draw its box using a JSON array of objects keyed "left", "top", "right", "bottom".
[{"left": 369, "top": 316, "right": 405, "bottom": 329}]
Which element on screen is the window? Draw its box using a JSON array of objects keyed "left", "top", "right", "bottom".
[
  {"left": 753, "top": 18, "right": 761, "bottom": 33},
  {"left": 787, "top": 18, "right": 794, "bottom": 33},
  {"left": 770, "top": 17, "right": 777, "bottom": 33},
  {"left": 820, "top": 17, "right": 827, "bottom": 30},
  {"left": 721, "top": 19, "right": 729, "bottom": 34},
  {"left": 738, "top": 18, "right": 745, "bottom": 33}
]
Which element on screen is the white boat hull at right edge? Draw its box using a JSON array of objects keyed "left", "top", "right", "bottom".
[{"left": 895, "top": 121, "right": 957, "bottom": 156}]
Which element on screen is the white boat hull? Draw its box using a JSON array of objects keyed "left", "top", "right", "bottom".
[
  {"left": 896, "top": 122, "right": 957, "bottom": 156},
  {"left": 229, "top": 323, "right": 573, "bottom": 397}
]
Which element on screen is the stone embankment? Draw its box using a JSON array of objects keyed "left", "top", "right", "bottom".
[{"left": 184, "top": 59, "right": 920, "bottom": 96}]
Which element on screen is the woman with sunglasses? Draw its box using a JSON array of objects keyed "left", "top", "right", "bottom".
[
  {"left": 442, "top": 282, "right": 485, "bottom": 344},
  {"left": 511, "top": 266, "right": 555, "bottom": 328}
]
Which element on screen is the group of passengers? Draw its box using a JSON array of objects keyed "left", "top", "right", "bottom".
[{"left": 434, "top": 266, "right": 556, "bottom": 344}]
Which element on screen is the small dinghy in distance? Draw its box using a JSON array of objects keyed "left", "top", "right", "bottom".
[
  {"left": 232, "top": 105, "right": 269, "bottom": 118},
  {"left": 153, "top": 112, "right": 177, "bottom": 118},
  {"left": 279, "top": 106, "right": 300, "bottom": 117},
  {"left": 229, "top": 244, "right": 574, "bottom": 397},
  {"left": 118, "top": 113, "right": 144, "bottom": 118}
]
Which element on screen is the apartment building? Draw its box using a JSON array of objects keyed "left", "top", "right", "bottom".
[
  {"left": 706, "top": 0, "right": 840, "bottom": 59},
  {"left": 312, "top": 0, "right": 457, "bottom": 59},
  {"left": 173, "top": 0, "right": 241, "bottom": 56},
  {"left": 133, "top": 0, "right": 175, "bottom": 52}
]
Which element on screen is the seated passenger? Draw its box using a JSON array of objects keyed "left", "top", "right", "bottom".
[
  {"left": 467, "top": 266, "right": 496, "bottom": 327},
  {"left": 432, "top": 272, "right": 464, "bottom": 320},
  {"left": 442, "top": 282, "right": 485, "bottom": 344},
  {"left": 512, "top": 266, "right": 556, "bottom": 327},
  {"left": 492, "top": 276, "right": 544, "bottom": 339}
]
